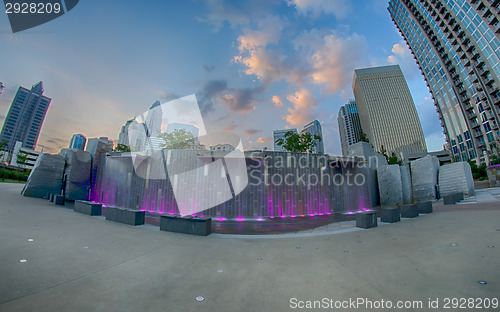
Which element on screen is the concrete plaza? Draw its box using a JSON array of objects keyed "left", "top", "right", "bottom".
[{"left": 0, "top": 182, "right": 499, "bottom": 311}]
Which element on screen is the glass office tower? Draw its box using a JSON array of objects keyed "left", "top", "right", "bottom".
[{"left": 0, "top": 81, "right": 51, "bottom": 155}]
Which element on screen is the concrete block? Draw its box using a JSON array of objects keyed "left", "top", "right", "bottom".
[
  {"left": 191, "top": 217, "right": 212, "bottom": 236},
  {"left": 74, "top": 200, "right": 102, "bottom": 216},
  {"left": 356, "top": 211, "right": 377, "bottom": 229},
  {"left": 438, "top": 162, "right": 475, "bottom": 197},
  {"left": 400, "top": 166, "right": 412, "bottom": 204},
  {"left": 377, "top": 165, "right": 403, "bottom": 206},
  {"left": 347, "top": 142, "right": 388, "bottom": 207},
  {"left": 22, "top": 154, "right": 65, "bottom": 198},
  {"left": 411, "top": 155, "right": 439, "bottom": 202},
  {"left": 160, "top": 215, "right": 212, "bottom": 236},
  {"left": 48, "top": 194, "right": 55, "bottom": 201},
  {"left": 443, "top": 192, "right": 464, "bottom": 205},
  {"left": 416, "top": 201, "right": 432, "bottom": 214},
  {"left": 60, "top": 149, "right": 92, "bottom": 201},
  {"left": 54, "top": 195, "right": 65, "bottom": 205},
  {"left": 381, "top": 207, "right": 401, "bottom": 223},
  {"left": 400, "top": 204, "right": 418, "bottom": 218},
  {"left": 105, "top": 206, "right": 145, "bottom": 225}
]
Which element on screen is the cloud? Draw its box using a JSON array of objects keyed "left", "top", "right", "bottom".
[
  {"left": 283, "top": 88, "right": 317, "bottom": 126},
  {"left": 157, "top": 90, "right": 180, "bottom": 102},
  {"left": 222, "top": 87, "right": 262, "bottom": 114},
  {"left": 202, "top": 64, "right": 215, "bottom": 73},
  {"left": 196, "top": 79, "right": 262, "bottom": 114},
  {"left": 197, "top": 0, "right": 281, "bottom": 32},
  {"left": 257, "top": 136, "right": 272, "bottom": 144},
  {"left": 298, "top": 30, "right": 367, "bottom": 92},
  {"left": 243, "top": 129, "right": 262, "bottom": 136},
  {"left": 196, "top": 79, "right": 228, "bottom": 114},
  {"left": 272, "top": 95, "right": 283, "bottom": 107},
  {"left": 236, "top": 15, "right": 285, "bottom": 51},
  {"left": 387, "top": 40, "right": 420, "bottom": 79},
  {"left": 287, "top": 0, "right": 352, "bottom": 19},
  {"left": 234, "top": 25, "right": 367, "bottom": 94}
]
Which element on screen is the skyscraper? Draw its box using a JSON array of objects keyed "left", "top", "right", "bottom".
[
  {"left": 273, "top": 128, "right": 298, "bottom": 151},
  {"left": 301, "top": 120, "right": 325, "bottom": 154},
  {"left": 353, "top": 65, "right": 427, "bottom": 155},
  {"left": 145, "top": 100, "right": 162, "bottom": 136},
  {"left": 338, "top": 99, "right": 363, "bottom": 155},
  {"left": 388, "top": 0, "right": 500, "bottom": 163},
  {"left": 69, "top": 134, "right": 87, "bottom": 150},
  {"left": 0, "top": 81, "right": 51, "bottom": 155}
]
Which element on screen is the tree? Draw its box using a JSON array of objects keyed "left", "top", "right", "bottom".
[
  {"left": 114, "top": 144, "right": 131, "bottom": 152},
  {"left": 159, "top": 129, "right": 196, "bottom": 149},
  {"left": 275, "top": 131, "right": 322, "bottom": 153},
  {"left": 16, "top": 152, "right": 29, "bottom": 169},
  {"left": 359, "top": 129, "right": 369, "bottom": 143},
  {"left": 388, "top": 152, "right": 400, "bottom": 165},
  {"left": 379, "top": 145, "right": 388, "bottom": 158}
]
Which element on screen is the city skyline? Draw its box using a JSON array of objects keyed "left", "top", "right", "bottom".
[{"left": 0, "top": 1, "right": 446, "bottom": 155}]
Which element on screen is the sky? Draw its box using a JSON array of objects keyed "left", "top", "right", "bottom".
[{"left": 0, "top": 0, "right": 446, "bottom": 154}]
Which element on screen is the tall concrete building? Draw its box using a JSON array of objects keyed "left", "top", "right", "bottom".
[
  {"left": 389, "top": 0, "right": 500, "bottom": 163},
  {"left": 0, "top": 81, "right": 51, "bottom": 156},
  {"left": 145, "top": 100, "right": 162, "bottom": 136},
  {"left": 353, "top": 65, "right": 427, "bottom": 155},
  {"left": 338, "top": 99, "right": 363, "bottom": 155},
  {"left": 69, "top": 134, "right": 87, "bottom": 150},
  {"left": 273, "top": 128, "right": 298, "bottom": 151},
  {"left": 301, "top": 120, "right": 324, "bottom": 153}
]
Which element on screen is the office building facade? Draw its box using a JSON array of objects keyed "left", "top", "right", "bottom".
[
  {"left": 301, "top": 120, "right": 325, "bottom": 154},
  {"left": 0, "top": 81, "right": 51, "bottom": 155},
  {"left": 338, "top": 99, "right": 363, "bottom": 155},
  {"left": 69, "top": 134, "right": 87, "bottom": 150},
  {"left": 389, "top": 0, "right": 500, "bottom": 163},
  {"left": 353, "top": 65, "right": 428, "bottom": 155}
]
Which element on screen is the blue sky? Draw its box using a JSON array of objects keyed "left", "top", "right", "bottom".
[{"left": 0, "top": 0, "right": 445, "bottom": 154}]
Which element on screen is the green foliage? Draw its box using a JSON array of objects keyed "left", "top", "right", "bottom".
[
  {"left": 275, "top": 131, "right": 322, "bottom": 153},
  {"left": 490, "top": 154, "right": 500, "bottom": 166},
  {"left": 379, "top": 145, "right": 388, "bottom": 158},
  {"left": 359, "top": 129, "right": 369, "bottom": 143},
  {"left": 0, "top": 168, "right": 29, "bottom": 182},
  {"left": 114, "top": 144, "right": 131, "bottom": 152},
  {"left": 159, "top": 129, "right": 196, "bottom": 149},
  {"left": 16, "top": 153, "right": 28, "bottom": 167},
  {"left": 388, "top": 152, "right": 401, "bottom": 165},
  {"left": 468, "top": 160, "right": 487, "bottom": 180}
]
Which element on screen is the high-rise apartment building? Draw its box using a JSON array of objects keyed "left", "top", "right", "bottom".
[
  {"left": 353, "top": 65, "right": 427, "bottom": 155},
  {"left": 301, "top": 120, "right": 325, "bottom": 154},
  {"left": 0, "top": 81, "right": 51, "bottom": 156},
  {"left": 338, "top": 99, "right": 363, "bottom": 155},
  {"left": 69, "top": 134, "right": 87, "bottom": 150},
  {"left": 389, "top": 0, "right": 500, "bottom": 163}
]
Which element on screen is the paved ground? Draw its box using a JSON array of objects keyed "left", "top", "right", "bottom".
[{"left": 1, "top": 182, "right": 499, "bottom": 312}]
